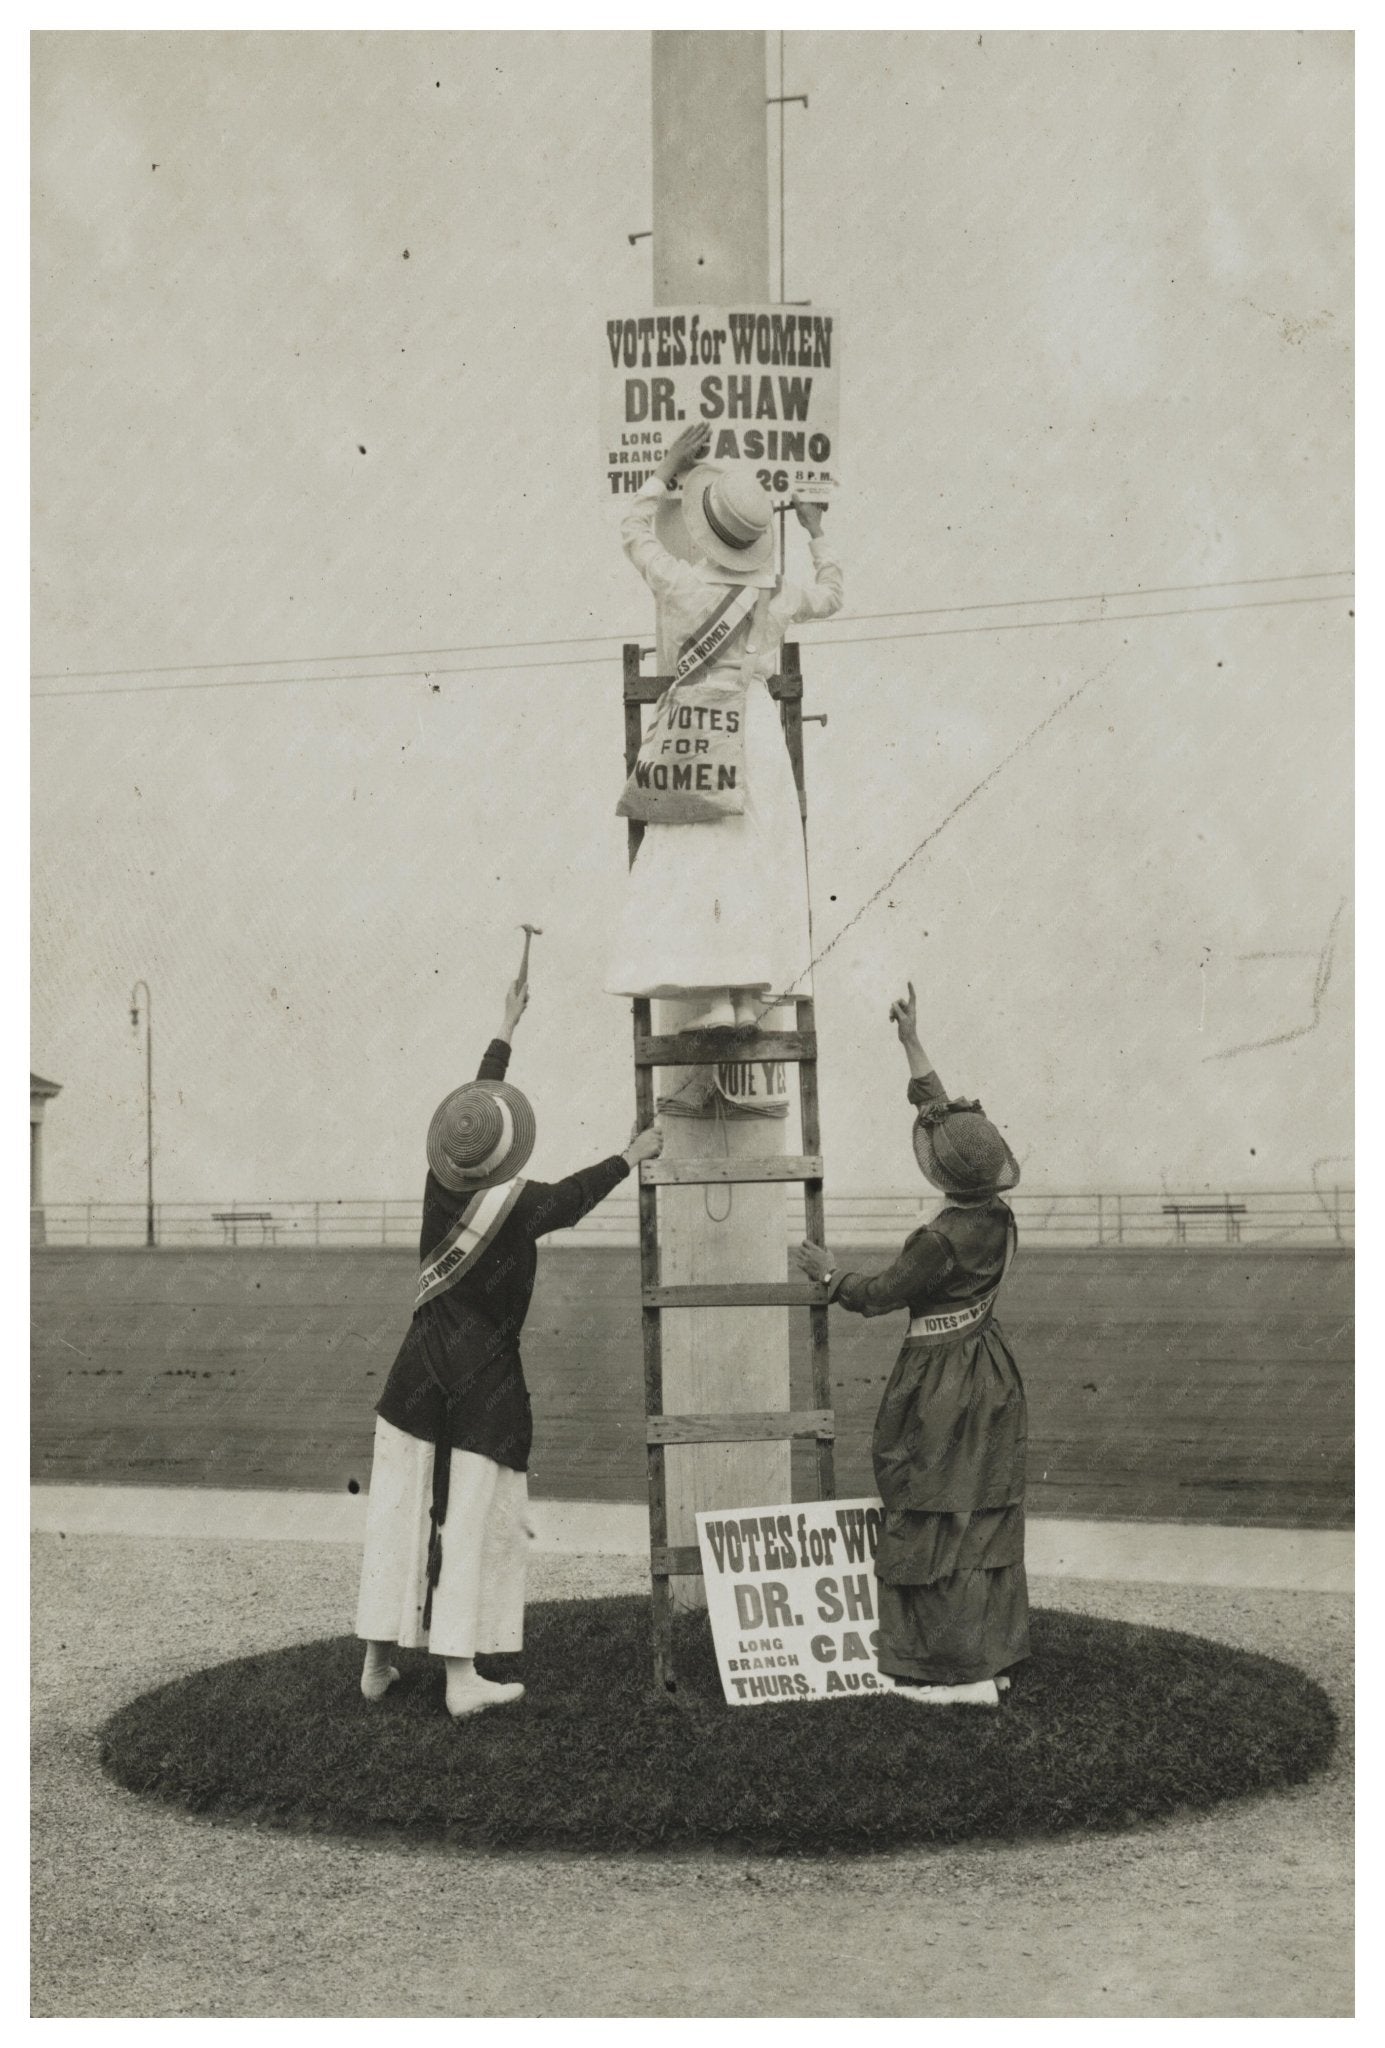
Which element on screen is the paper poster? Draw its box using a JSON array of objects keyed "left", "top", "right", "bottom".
[
  {"left": 695, "top": 1496, "right": 895, "bottom": 1707},
  {"left": 602, "top": 306, "right": 839, "bottom": 505}
]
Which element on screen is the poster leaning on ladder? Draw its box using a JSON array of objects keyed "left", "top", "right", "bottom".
[{"left": 697, "top": 1498, "right": 895, "bottom": 1706}]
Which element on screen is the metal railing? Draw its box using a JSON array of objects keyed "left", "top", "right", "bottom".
[{"left": 34, "top": 1187, "right": 1353, "bottom": 1251}]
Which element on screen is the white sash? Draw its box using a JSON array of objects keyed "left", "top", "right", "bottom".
[
  {"left": 908, "top": 1292, "right": 1000, "bottom": 1340},
  {"left": 415, "top": 1177, "right": 526, "bottom": 1311},
  {"left": 671, "top": 581, "right": 761, "bottom": 684},
  {"left": 907, "top": 1214, "right": 1017, "bottom": 1339}
]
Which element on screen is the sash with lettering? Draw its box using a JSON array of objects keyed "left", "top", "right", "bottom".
[
  {"left": 616, "top": 583, "right": 772, "bottom": 825},
  {"left": 415, "top": 1176, "right": 527, "bottom": 1311},
  {"left": 414, "top": 1175, "right": 526, "bottom": 1627},
  {"left": 906, "top": 1213, "right": 1018, "bottom": 1340}
]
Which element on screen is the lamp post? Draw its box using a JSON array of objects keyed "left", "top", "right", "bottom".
[{"left": 129, "top": 980, "right": 154, "bottom": 1248}]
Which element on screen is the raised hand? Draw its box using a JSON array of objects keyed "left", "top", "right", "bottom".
[
  {"left": 501, "top": 977, "right": 530, "bottom": 1042},
  {"left": 790, "top": 494, "right": 825, "bottom": 537},
  {"left": 656, "top": 420, "right": 712, "bottom": 484},
  {"left": 889, "top": 981, "right": 919, "bottom": 1044}
]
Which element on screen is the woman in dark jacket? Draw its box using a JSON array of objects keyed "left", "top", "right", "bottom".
[
  {"left": 792, "top": 982, "right": 1025, "bottom": 1707},
  {"left": 355, "top": 971, "right": 662, "bottom": 1718}
]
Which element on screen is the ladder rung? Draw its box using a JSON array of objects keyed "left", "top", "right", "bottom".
[
  {"left": 624, "top": 672, "right": 803, "bottom": 706},
  {"left": 651, "top": 1544, "right": 703, "bottom": 1577},
  {"left": 643, "top": 1282, "right": 826, "bottom": 1308},
  {"left": 648, "top": 1408, "right": 835, "bottom": 1446},
  {"left": 641, "top": 1154, "right": 823, "bottom": 1186},
  {"left": 635, "top": 1029, "right": 816, "bottom": 1067}
]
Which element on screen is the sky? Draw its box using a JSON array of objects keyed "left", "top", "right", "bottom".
[{"left": 31, "top": 29, "right": 1352, "bottom": 1205}]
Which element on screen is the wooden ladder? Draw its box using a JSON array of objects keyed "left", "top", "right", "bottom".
[{"left": 622, "top": 640, "right": 835, "bottom": 1693}]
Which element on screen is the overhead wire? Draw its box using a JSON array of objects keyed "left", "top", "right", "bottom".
[
  {"left": 30, "top": 569, "right": 1352, "bottom": 685},
  {"left": 31, "top": 586, "right": 1353, "bottom": 701}
]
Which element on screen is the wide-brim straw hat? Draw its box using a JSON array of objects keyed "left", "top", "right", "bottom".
[
  {"left": 912, "top": 1099, "right": 1021, "bottom": 1197},
  {"left": 680, "top": 462, "right": 775, "bottom": 577},
  {"left": 427, "top": 1080, "right": 536, "bottom": 1193}
]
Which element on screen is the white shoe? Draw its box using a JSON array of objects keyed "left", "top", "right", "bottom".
[
  {"left": 446, "top": 1675, "right": 526, "bottom": 1720},
  {"left": 731, "top": 991, "right": 765, "bottom": 1029},
  {"left": 682, "top": 995, "right": 737, "bottom": 1031},
  {"left": 889, "top": 1679, "right": 1000, "bottom": 1708},
  {"left": 360, "top": 1660, "right": 400, "bottom": 1702}
]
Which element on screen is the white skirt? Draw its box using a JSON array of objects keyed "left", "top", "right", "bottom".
[
  {"left": 353, "top": 1417, "right": 529, "bottom": 1659},
  {"left": 606, "top": 675, "right": 813, "bottom": 997}
]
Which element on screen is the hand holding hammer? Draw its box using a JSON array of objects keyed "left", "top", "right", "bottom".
[{"left": 502, "top": 923, "right": 542, "bottom": 1040}]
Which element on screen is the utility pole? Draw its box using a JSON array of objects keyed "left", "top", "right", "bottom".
[
  {"left": 652, "top": 31, "right": 768, "bottom": 304},
  {"left": 649, "top": 31, "right": 793, "bottom": 1609}
]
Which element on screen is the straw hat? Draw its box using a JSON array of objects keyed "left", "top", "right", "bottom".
[
  {"left": 912, "top": 1098, "right": 1020, "bottom": 1197},
  {"left": 427, "top": 1080, "right": 536, "bottom": 1193},
  {"left": 680, "top": 463, "right": 775, "bottom": 577}
]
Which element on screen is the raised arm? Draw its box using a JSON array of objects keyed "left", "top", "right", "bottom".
[
  {"left": 790, "top": 978, "right": 952, "bottom": 1300},
  {"left": 890, "top": 980, "right": 949, "bottom": 1107},
  {"left": 476, "top": 1039, "right": 512, "bottom": 1082},
  {"left": 620, "top": 422, "right": 714, "bottom": 603},
  {"left": 784, "top": 496, "right": 843, "bottom": 624},
  {"left": 476, "top": 967, "right": 531, "bottom": 1080}
]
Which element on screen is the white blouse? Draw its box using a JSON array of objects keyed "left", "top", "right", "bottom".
[{"left": 620, "top": 476, "right": 843, "bottom": 678}]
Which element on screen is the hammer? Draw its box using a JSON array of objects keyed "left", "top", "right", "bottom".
[{"left": 516, "top": 923, "right": 543, "bottom": 988}]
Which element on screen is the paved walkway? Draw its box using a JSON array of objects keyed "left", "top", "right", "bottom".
[{"left": 31, "top": 1482, "right": 1354, "bottom": 1592}]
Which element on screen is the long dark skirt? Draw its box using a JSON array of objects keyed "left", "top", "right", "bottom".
[
  {"left": 872, "top": 1323, "right": 1029, "bottom": 1685},
  {"left": 875, "top": 1507, "right": 1030, "bottom": 1682}
]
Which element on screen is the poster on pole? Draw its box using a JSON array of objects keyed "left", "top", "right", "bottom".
[
  {"left": 695, "top": 1496, "right": 896, "bottom": 1707},
  {"left": 602, "top": 306, "right": 839, "bottom": 505}
]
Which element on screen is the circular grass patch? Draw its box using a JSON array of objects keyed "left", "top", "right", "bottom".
[{"left": 99, "top": 1596, "right": 1336, "bottom": 1853}]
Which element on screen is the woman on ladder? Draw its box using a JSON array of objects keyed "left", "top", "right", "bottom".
[
  {"left": 606, "top": 420, "right": 843, "bottom": 1029},
  {"left": 793, "top": 982, "right": 1027, "bottom": 1707}
]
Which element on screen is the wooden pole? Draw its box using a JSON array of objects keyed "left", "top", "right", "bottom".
[
  {"left": 649, "top": 32, "right": 792, "bottom": 1613},
  {"left": 652, "top": 32, "right": 769, "bottom": 304}
]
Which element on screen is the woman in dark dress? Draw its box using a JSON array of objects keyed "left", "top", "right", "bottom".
[
  {"left": 354, "top": 970, "right": 662, "bottom": 1718},
  {"left": 792, "top": 982, "right": 1025, "bottom": 1707}
]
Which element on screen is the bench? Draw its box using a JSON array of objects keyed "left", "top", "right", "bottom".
[
  {"left": 212, "top": 1211, "right": 277, "bottom": 1247},
  {"left": 1161, "top": 1202, "right": 1247, "bottom": 1245}
]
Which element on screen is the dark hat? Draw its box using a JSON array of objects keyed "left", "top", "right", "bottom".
[
  {"left": 427, "top": 1080, "right": 536, "bottom": 1193},
  {"left": 912, "top": 1097, "right": 1020, "bottom": 1196}
]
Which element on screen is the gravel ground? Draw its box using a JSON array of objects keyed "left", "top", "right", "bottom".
[{"left": 32, "top": 1533, "right": 1352, "bottom": 2018}]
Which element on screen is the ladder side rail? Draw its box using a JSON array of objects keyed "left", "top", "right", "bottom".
[
  {"left": 796, "top": 995, "right": 836, "bottom": 1500},
  {"left": 780, "top": 643, "right": 832, "bottom": 1491},
  {"left": 779, "top": 643, "right": 833, "bottom": 1499},
  {"left": 622, "top": 644, "right": 647, "bottom": 860},
  {"left": 624, "top": 650, "right": 673, "bottom": 1691},
  {"left": 636, "top": 1000, "right": 675, "bottom": 1691},
  {"left": 778, "top": 642, "right": 808, "bottom": 817}
]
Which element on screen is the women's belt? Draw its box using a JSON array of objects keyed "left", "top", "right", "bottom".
[{"left": 907, "top": 1289, "right": 998, "bottom": 1339}]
